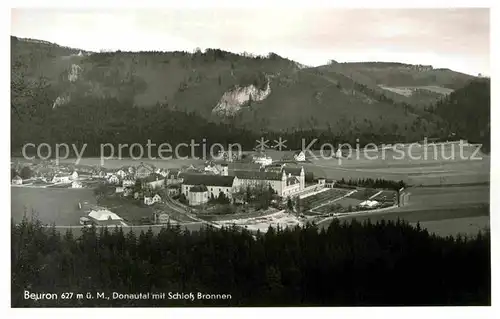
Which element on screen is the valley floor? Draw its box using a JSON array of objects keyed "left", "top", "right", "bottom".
[{"left": 12, "top": 147, "right": 490, "bottom": 237}]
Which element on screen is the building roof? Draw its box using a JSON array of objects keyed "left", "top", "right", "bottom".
[
  {"left": 360, "top": 200, "right": 379, "bottom": 208},
  {"left": 136, "top": 163, "right": 154, "bottom": 172},
  {"left": 109, "top": 174, "right": 122, "bottom": 181},
  {"left": 183, "top": 174, "right": 236, "bottom": 187},
  {"left": 283, "top": 167, "right": 303, "bottom": 176},
  {"left": 88, "top": 209, "right": 123, "bottom": 221},
  {"left": 12, "top": 175, "right": 22, "bottom": 180},
  {"left": 167, "top": 170, "right": 181, "bottom": 178},
  {"left": 190, "top": 185, "right": 208, "bottom": 192},
  {"left": 143, "top": 173, "right": 164, "bottom": 183},
  {"left": 234, "top": 170, "right": 283, "bottom": 181}
]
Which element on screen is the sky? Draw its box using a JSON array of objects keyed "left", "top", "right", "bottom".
[{"left": 11, "top": 8, "right": 490, "bottom": 76}]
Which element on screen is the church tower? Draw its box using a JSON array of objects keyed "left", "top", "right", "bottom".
[{"left": 299, "top": 166, "right": 305, "bottom": 190}]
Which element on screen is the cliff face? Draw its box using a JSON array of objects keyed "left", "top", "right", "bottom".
[
  {"left": 212, "top": 80, "right": 271, "bottom": 117},
  {"left": 52, "top": 64, "right": 83, "bottom": 108}
]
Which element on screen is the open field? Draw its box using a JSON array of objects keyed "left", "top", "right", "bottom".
[
  {"left": 371, "top": 190, "right": 397, "bottom": 203},
  {"left": 379, "top": 85, "right": 454, "bottom": 96},
  {"left": 346, "top": 188, "right": 379, "bottom": 200},
  {"left": 304, "top": 145, "right": 489, "bottom": 186},
  {"left": 97, "top": 196, "right": 154, "bottom": 225},
  {"left": 319, "top": 184, "right": 490, "bottom": 237},
  {"left": 411, "top": 216, "right": 489, "bottom": 238},
  {"left": 332, "top": 197, "right": 364, "bottom": 208},
  {"left": 11, "top": 187, "right": 96, "bottom": 225},
  {"left": 302, "top": 188, "right": 351, "bottom": 208},
  {"left": 396, "top": 185, "right": 489, "bottom": 212}
]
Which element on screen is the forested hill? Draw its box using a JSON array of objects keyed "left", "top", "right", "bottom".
[
  {"left": 12, "top": 36, "right": 477, "bottom": 137},
  {"left": 12, "top": 218, "right": 490, "bottom": 307},
  {"left": 427, "top": 78, "right": 490, "bottom": 152}
]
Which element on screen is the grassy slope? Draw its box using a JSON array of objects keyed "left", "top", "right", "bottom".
[
  {"left": 11, "top": 36, "right": 474, "bottom": 133},
  {"left": 317, "top": 62, "right": 475, "bottom": 107}
]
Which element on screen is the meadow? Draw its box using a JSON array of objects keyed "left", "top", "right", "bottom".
[
  {"left": 305, "top": 143, "right": 489, "bottom": 186},
  {"left": 318, "top": 184, "right": 490, "bottom": 237},
  {"left": 11, "top": 187, "right": 96, "bottom": 225}
]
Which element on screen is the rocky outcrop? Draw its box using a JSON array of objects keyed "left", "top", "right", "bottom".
[
  {"left": 52, "top": 64, "right": 82, "bottom": 108},
  {"left": 52, "top": 95, "right": 71, "bottom": 109},
  {"left": 68, "top": 64, "right": 82, "bottom": 82},
  {"left": 212, "top": 80, "right": 271, "bottom": 117}
]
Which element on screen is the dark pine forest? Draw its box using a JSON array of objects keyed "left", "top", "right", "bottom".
[{"left": 12, "top": 218, "right": 490, "bottom": 307}]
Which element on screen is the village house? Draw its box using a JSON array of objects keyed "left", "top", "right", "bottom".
[
  {"left": 122, "top": 176, "right": 135, "bottom": 187},
  {"left": 115, "top": 169, "right": 127, "bottom": 179},
  {"left": 155, "top": 168, "right": 168, "bottom": 177},
  {"left": 324, "top": 179, "right": 336, "bottom": 188},
  {"left": 108, "top": 174, "right": 121, "bottom": 185},
  {"left": 122, "top": 176, "right": 136, "bottom": 187},
  {"left": 165, "top": 169, "right": 183, "bottom": 185},
  {"left": 294, "top": 151, "right": 306, "bottom": 162},
  {"left": 152, "top": 194, "right": 162, "bottom": 203},
  {"left": 266, "top": 163, "right": 287, "bottom": 173},
  {"left": 92, "top": 169, "right": 107, "bottom": 178},
  {"left": 123, "top": 187, "right": 134, "bottom": 197},
  {"left": 135, "top": 163, "right": 154, "bottom": 179},
  {"left": 144, "top": 197, "right": 155, "bottom": 205},
  {"left": 52, "top": 174, "right": 71, "bottom": 184},
  {"left": 134, "top": 191, "right": 143, "bottom": 200},
  {"left": 183, "top": 164, "right": 202, "bottom": 173},
  {"left": 115, "top": 186, "right": 124, "bottom": 193},
  {"left": 71, "top": 171, "right": 79, "bottom": 180},
  {"left": 360, "top": 200, "right": 380, "bottom": 209},
  {"left": 127, "top": 166, "right": 136, "bottom": 175},
  {"left": 215, "top": 150, "right": 239, "bottom": 162},
  {"left": 81, "top": 208, "right": 125, "bottom": 227},
  {"left": 11, "top": 175, "right": 22, "bottom": 185},
  {"left": 181, "top": 174, "right": 237, "bottom": 201},
  {"left": 143, "top": 173, "right": 165, "bottom": 189},
  {"left": 167, "top": 185, "right": 180, "bottom": 197},
  {"left": 72, "top": 180, "right": 83, "bottom": 188},
  {"left": 317, "top": 178, "right": 326, "bottom": 187},
  {"left": 204, "top": 162, "right": 220, "bottom": 175},
  {"left": 253, "top": 153, "right": 273, "bottom": 167},
  {"left": 74, "top": 170, "right": 92, "bottom": 179}
]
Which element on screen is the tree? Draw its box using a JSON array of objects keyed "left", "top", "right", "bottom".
[
  {"left": 19, "top": 166, "right": 32, "bottom": 179},
  {"left": 179, "top": 193, "right": 188, "bottom": 205},
  {"left": 10, "top": 215, "right": 491, "bottom": 307},
  {"left": 286, "top": 197, "right": 294, "bottom": 211}
]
